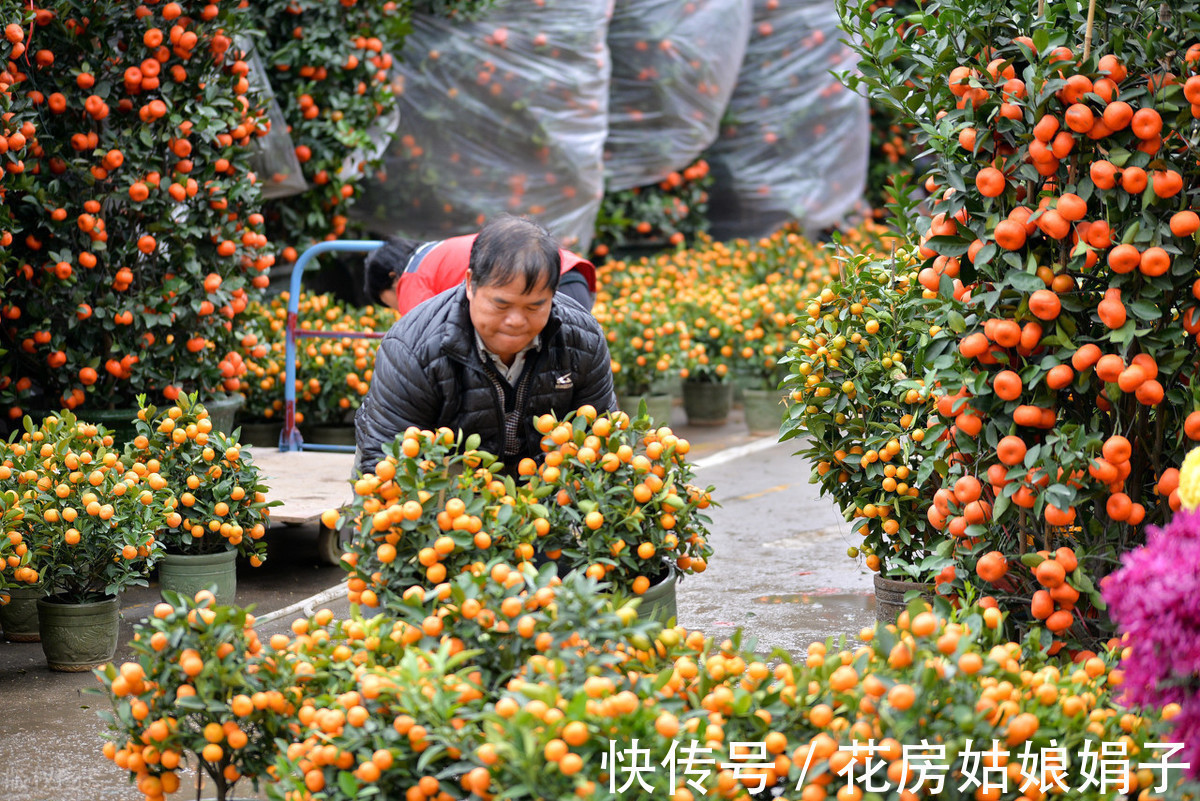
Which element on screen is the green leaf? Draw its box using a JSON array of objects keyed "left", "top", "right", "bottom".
[
  {"left": 1019, "top": 553, "right": 1045, "bottom": 568},
  {"left": 1127, "top": 300, "right": 1162, "bottom": 321},
  {"left": 1120, "top": 221, "right": 1141, "bottom": 244},
  {"left": 338, "top": 770, "right": 360, "bottom": 795},
  {"left": 1109, "top": 319, "right": 1137, "bottom": 344},
  {"left": 1007, "top": 271, "right": 1046, "bottom": 293}
]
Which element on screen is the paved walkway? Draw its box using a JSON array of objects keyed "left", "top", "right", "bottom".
[{"left": 0, "top": 404, "right": 877, "bottom": 801}]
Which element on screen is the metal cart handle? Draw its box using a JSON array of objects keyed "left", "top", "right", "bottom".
[{"left": 281, "top": 240, "right": 385, "bottom": 452}]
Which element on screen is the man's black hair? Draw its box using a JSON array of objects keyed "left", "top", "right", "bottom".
[
  {"left": 363, "top": 236, "right": 423, "bottom": 306},
  {"left": 468, "top": 215, "right": 560, "bottom": 294}
]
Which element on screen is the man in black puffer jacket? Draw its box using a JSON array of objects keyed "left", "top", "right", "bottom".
[{"left": 354, "top": 216, "right": 616, "bottom": 474}]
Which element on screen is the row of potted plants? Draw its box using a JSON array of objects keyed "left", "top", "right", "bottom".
[
  {"left": 101, "top": 587, "right": 1196, "bottom": 801},
  {"left": 595, "top": 219, "right": 898, "bottom": 431},
  {"left": 0, "top": 394, "right": 274, "bottom": 669},
  {"left": 87, "top": 416, "right": 1196, "bottom": 799}
]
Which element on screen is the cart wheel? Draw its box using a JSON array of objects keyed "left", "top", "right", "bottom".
[{"left": 317, "top": 522, "right": 354, "bottom": 566}]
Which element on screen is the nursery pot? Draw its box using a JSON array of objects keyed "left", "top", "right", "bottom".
[
  {"left": 682, "top": 380, "right": 734, "bottom": 426},
  {"left": 159, "top": 548, "right": 238, "bottom": 605},
  {"left": 616, "top": 393, "right": 674, "bottom": 427},
  {"left": 650, "top": 375, "right": 683, "bottom": 399},
  {"left": 37, "top": 594, "right": 120, "bottom": 672},
  {"left": 203, "top": 392, "right": 245, "bottom": 438},
  {"left": 637, "top": 568, "right": 678, "bottom": 623},
  {"left": 81, "top": 406, "right": 141, "bottom": 448},
  {"left": 0, "top": 585, "right": 46, "bottom": 642},
  {"left": 742, "top": 388, "right": 785, "bottom": 437},
  {"left": 236, "top": 420, "right": 283, "bottom": 448},
  {"left": 873, "top": 574, "right": 934, "bottom": 624}
]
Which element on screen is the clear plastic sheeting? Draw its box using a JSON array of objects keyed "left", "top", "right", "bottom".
[
  {"left": 706, "top": 0, "right": 868, "bottom": 239},
  {"left": 243, "top": 45, "right": 307, "bottom": 200},
  {"left": 336, "top": 107, "right": 401, "bottom": 183},
  {"left": 603, "top": 0, "right": 752, "bottom": 193},
  {"left": 354, "top": 0, "right": 614, "bottom": 252}
]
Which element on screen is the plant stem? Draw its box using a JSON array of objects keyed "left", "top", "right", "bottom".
[{"left": 1082, "top": 0, "right": 1097, "bottom": 60}]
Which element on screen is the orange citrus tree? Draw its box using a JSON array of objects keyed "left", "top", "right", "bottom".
[
  {"left": 100, "top": 589, "right": 1190, "bottom": 801},
  {"left": 781, "top": 247, "right": 946, "bottom": 583},
  {"left": 96, "top": 591, "right": 297, "bottom": 801},
  {"left": 0, "top": 1, "right": 270, "bottom": 423},
  {"left": 123, "top": 393, "right": 275, "bottom": 560},
  {"left": 329, "top": 408, "right": 715, "bottom": 605},
  {"left": 595, "top": 221, "right": 898, "bottom": 398},
  {"left": 591, "top": 157, "right": 714, "bottom": 259},
  {"left": 0, "top": 411, "right": 173, "bottom": 602},
  {"left": 258, "top": 0, "right": 411, "bottom": 262},
  {"left": 841, "top": 0, "right": 1200, "bottom": 653}
]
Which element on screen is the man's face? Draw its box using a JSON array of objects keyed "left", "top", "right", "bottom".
[
  {"left": 466, "top": 271, "right": 554, "bottom": 365},
  {"left": 378, "top": 284, "right": 398, "bottom": 310}
]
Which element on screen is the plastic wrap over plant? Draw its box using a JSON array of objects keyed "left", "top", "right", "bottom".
[
  {"left": 243, "top": 44, "right": 306, "bottom": 200},
  {"left": 604, "top": 0, "right": 752, "bottom": 193},
  {"left": 706, "top": 0, "right": 868, "bottom": 239},
  {"left": 354, "top": 0, "right": 613, "bottom": 252}
]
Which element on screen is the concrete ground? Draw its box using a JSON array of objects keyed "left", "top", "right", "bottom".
[{"left": 0, "top": 403, "right": 877, "bottom": 801}]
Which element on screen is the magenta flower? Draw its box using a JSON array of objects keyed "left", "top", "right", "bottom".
[{"left": 1104, "top": 508, "right": 1200, "bottom": 776}]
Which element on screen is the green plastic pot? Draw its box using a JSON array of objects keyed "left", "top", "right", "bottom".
[
  {"left": 236, "top": 420, "right": 283, "bottom": 448},
  {"left": 203, "top": 393, "right": 245, "bottom": 439},
  {"left": 304, "top": 424, "right": 358, "bottom": 447},
  {"left": 77, "top": 406, "right": 140, "bottom": 448},
  {"left": 742, "top": 388, "right": 785, "bottom": 436},
  {"left": 636, "top": 568, "right": 677, "bottom": 623}
]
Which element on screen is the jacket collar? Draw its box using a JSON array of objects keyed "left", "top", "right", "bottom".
[{"left": 441, "top": 285, "right": 563, "bottom": 366}]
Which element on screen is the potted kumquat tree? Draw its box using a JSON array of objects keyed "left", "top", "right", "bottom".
[
  {"left": 0, "top": 411, "right": 173, "bottom": 670},
  {"left": 597, "top": 307, "right": 680, "bottom": 427},
  {"left": 782, "top": 243, "right": 948, "bottom": 619},
  {"left": 328, "top": 426, "right": 545, "bottom": 605},
  {"left": 96, "top": 590, "right": 298, "bottom": 801},
  {"left": 123, "top": 393, "right": 274, "bottom": 605},
  {"left": 0, "top": 486, "right": 38, "bottom": 641},
  {"left": 839, "top": 0, "right": 1200, "bottom": 653},
  {"left": 529, "top": 406, "right": 715, "bottom": 620}
]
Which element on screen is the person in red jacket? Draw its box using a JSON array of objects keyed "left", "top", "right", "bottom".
[{"left": 364, "top": 231, "right": 597, "bottom": 314}]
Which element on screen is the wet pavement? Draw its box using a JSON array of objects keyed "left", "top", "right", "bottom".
[
  {"left": 0, "top": 403, "right": 878, "bottom": 801},
  {"left": 679, "top": 442, "right": 875, "bottom": 655}
]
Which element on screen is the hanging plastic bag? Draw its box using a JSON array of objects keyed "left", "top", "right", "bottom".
[
  {"left": 603, "top": 0, "right": 752, "bottom": 193},
  {"left": 353, "top": 0, "right": 613, "bottom": 252},
  {"left": 337, "top": 106, "right": 401, "bottom": 183},
  {"left": 241, "top": 42, "right": 307, "bottom": 200},
  {"left": 705, "top": 0, "right": 868, "bottom": 239}
]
